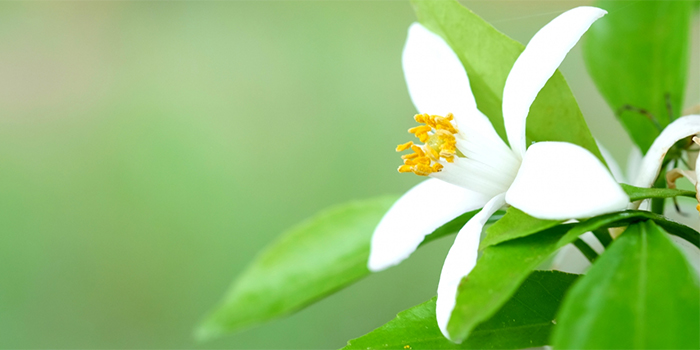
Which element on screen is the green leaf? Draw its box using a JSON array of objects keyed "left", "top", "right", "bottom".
[
  {"left": 411, "top": 0, "right": 603, "bottom": 161},
  {"left": 552, "top": 221, "right": 700, "bottom": 349},
  {"left": 488, "top": 208, "right": 699, "bottom": 251},
  {"left": 343, "top": 271, "right": 579, "bottom": 350},
  {"left": 621, "top": 183, "right": 696, "bottom": 202},
  {"left": 583, "top": 0, "right": 693, "bottom": 153},
  {"left": 446, "top": 209, "right": 699, "bottom": 342},
  {"left": 197, "top": 195, "right": 398, "bottom": 339},
  {"left": 480, "top": 207, "right": 561, "bottom": 250},
  {"left": 572, "top": 210, "right": 699, "bottom": 249},
  {"left": 447, "top": 224, "right": 580, "bottom": 342},
  {"left": 198, "top": 196, "right": 504, "bottom": 339}
]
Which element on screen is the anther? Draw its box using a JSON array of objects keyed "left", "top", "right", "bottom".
[
  {"left": 396, "top": 112, "right": 460, "bottom": 176},
  {"left": 396, "top": 141, "right": 414, "bottom": 152}
]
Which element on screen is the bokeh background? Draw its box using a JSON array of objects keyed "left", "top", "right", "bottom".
[{"left": 0, "top": 1, "right": 697, "bottom": 348}]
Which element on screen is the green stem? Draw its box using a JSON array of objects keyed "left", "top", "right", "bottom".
[
  {"left": 651, "top": 167, "right": 668, "bottom": 215},
  {"left": 592, "top": 228, "right": 613, "bottom": 248},
  {"left": 573, "top": 238, "right": 599, "bottom": 263}
]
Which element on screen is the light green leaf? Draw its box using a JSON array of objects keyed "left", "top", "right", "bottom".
[
  {"left": 552, "top": 221, "right": 700, "bottom": 349},
  {"left": 621, "top": 183, "right": 696, "bottom": 202},
  {"left": 343, "top": 271, "right": 578, "bottom": 350},
  {"left": 198, "top": 196, "right": 503, "bottom": 339},
  {"left": 480, "top": 207, "right": 561, "bottom": 250},
  {"left": 197, "top": 196, "right": 398, "bottom": 339},
  {"left": 583, "top": 0, "right": 693, "bottom": 153},
  {"left": 411, "top": 0, "right": 603, "bottom": 161}
]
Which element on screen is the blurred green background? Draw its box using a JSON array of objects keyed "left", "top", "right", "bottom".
[{"left": 0, "top": 1, "right": 696, "bottom": 348}]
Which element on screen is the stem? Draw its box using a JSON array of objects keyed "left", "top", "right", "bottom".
[
  {"left": 592, "top": 228, "right": 613, "bottom": 248},
  {"left": 651, "top": 166, "right": 668, "bottom": 215},
  {"left": 573, "top": 238, "right": 599, "bottom": 263}
]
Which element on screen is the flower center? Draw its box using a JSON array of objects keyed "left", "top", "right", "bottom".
[{"left": 396, "top": 113, "right": 462, "bottom": 176}]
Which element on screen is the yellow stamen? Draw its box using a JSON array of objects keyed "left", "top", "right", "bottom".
[
  {"left": 396, "top": 141, "right": 414, "bottom": 152},
  {"left": 396, "top": 113, "right": 460, "bottom": 176}
]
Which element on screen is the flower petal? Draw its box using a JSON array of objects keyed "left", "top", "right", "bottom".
[
  {"left": 626, "top": 146, "right": 643, "bottom": 183},
  {"left": 432, "top": 155, "right": 518, "bottom": 199},
  {"left": 669, "top": 234, "right": 700, "bottom": 276},
  {"left": 502, "top": 7, "right": 607, "bottom": 158},
  {"left": 436, "top": 193, "right": 506, "bottom": 341},
  {"left": 550, "top": 231, "right": 605, "bottom": 274},
  {"left": 597, "top": 140, "right": 626, "bottom": 183},
  {"left": 402, "top": 23, "right": 505, "bottom": 148},
  {"left": 633, "top": 115, "right": 700, "bottom": 188},
  {"left": 506, "top": 142, "right": 628, "bottom": 220},
  {"left": 368, "top": 179, "right": 491, "bottom": 272},
  {"left": 696, "top": 148, "right": 700, "bottom": 198}
]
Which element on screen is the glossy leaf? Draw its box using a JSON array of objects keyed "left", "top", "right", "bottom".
[
  {"left": 583, "top": 0, "right": 693, "bottom": 153},
  {"left": 553, "top": 221, "right": 700, "bottom": 349},
  {"left": 485, "top": 208, "right": 698, "bottom": 250},
  {"left": 480, "top": 207, "right": 561, "bottom": 250},
  {"left": 411, "top": 0, "right": 603, "bottom": 161},
  {"left": 197, "top": 196, "right": 398, "bottom": 339},
  {"left": 344, "top": 271, "right": 578, "bottom": 350},
  {"left": 621, "top": 183, "right": 696, "bottom": 202},
  {"left": 572, "top": 210, "right": 699, "bottom": 249},
  {"left": 446, "top": 209, "right": 699, "bottom": 342}
]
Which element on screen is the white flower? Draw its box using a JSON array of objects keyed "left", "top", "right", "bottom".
[
  {"left": 368, "top": 6, "right": 629, "bottom": 340},
  {"left": 631, "top": 114, "right": 700, "bottom": 211}
]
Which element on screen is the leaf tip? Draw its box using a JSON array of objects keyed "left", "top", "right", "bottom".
[{"left": 194, "top": 318, "right": 227, "bottom": 343}]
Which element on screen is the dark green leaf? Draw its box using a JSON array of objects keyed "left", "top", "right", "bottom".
[
  {"left": 482, "top": 204, "right": 697, "bottom": 251},
  {"left": 197, "top": 196, "right": 398, "bottom": 339},
  {"left": 572, "top": 238, "right": 598, "bottom": 263},
  {"left": 343, "top": 271, "right": 579, "bottom": 350},
  {"left": 571, "top": 210, "right": 699, "bottom": 249},
  {"left": 411, "top": 0, "right": 604, "bottom": 161},
  {"left": 552, "top": 221, "right": 700, "bottom": 349},
  {"left": 621, "top": 183, "right": 696, "bottom": 202},
  {"left": 592, "top": 228, "right": 613, "bottom": 247},
  {"left": 584, "top": 0, "right": 693, "bottom": 153},
  {"left": 480, "top": 207, "right": 561, "bottom": 250}
]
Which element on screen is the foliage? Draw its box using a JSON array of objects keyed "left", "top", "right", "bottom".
[
  {"left": 344, "top": 271, "right": 578, "bottom": 350},
  {"left": 410, "top": 0, "right": 603, "bottom": 161},
  {"left": 583, "top": 0, "right": 693, "bottom": 153},
  {"left": 200, "top": 0, "right": 699, "bottom": 349},
  {"left": 552, "top": 221, "right": 700, "bottom": 349}
]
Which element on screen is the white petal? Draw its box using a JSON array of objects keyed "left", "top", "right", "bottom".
[
  {"left": 550, "top": 231, "right": 605, "bottom": 274},
  {"left": 597, "top": 140, "right": 626, "bottom": 183},
  {"left": 402, "top": 23, "right": 506, "bottom": 148},
  {"left": 669, "top": 234, "right": 700, "bottom": 277},
  {"left": 506, "top": 142, "right": 628, "bottom": 220},
  {"left": 436, "top": 193, "right": 506, "bottom": 341},
  {"left": 696, "top": 149, "right": 700, "bottom": 196},
  {"left": 368, "top": 179, "right": 491, "bottom": 272},
  {"left": 432, "top": 155, "right": 518, "bottom": 199},
  {"left": 626, "top": 146, "right": 643, "bottom": 182},
  {"left": 633, "top": 115, "right": 700, "bottom": 188},
  {"left": 502, "top": 7, "right": 607, "bottom": 159}
]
